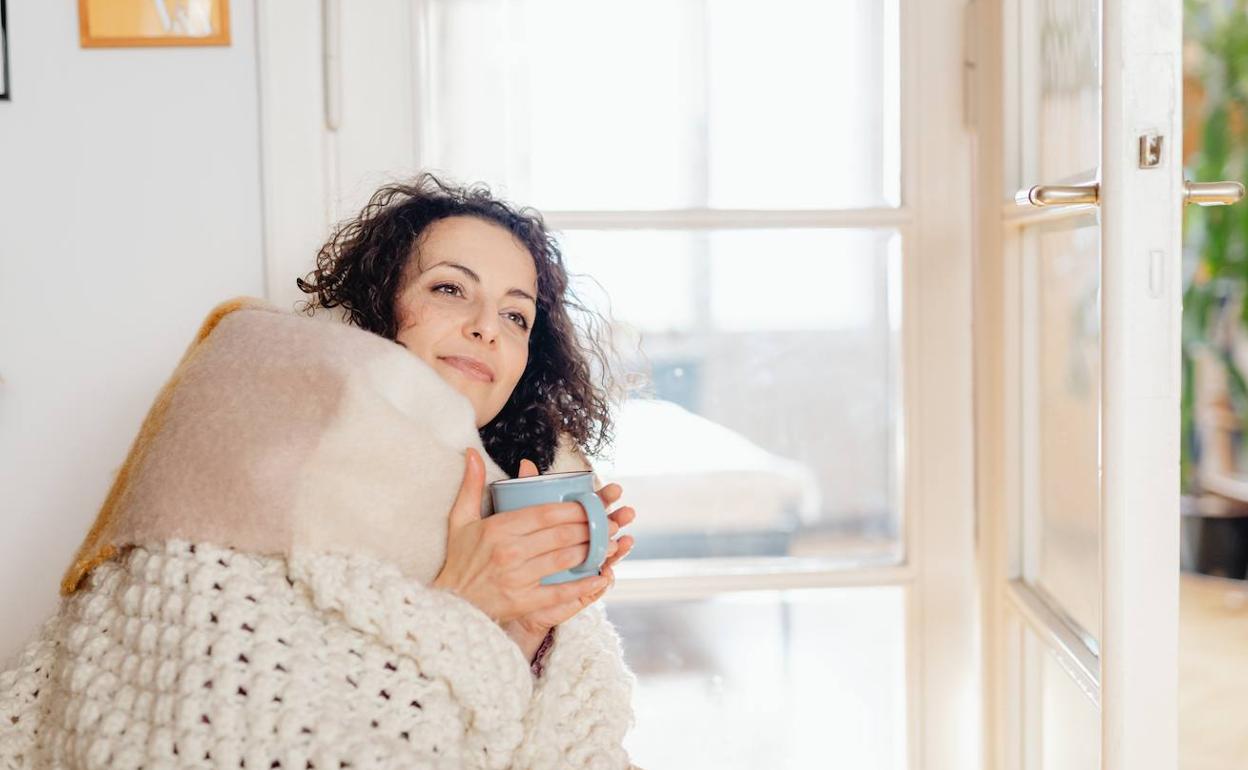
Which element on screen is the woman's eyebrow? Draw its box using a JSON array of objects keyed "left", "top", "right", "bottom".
[{"left": 426, "top": 260, "right": 537, "bottom": 305}]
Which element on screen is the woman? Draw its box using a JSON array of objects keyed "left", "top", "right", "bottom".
[
  {"left": 297, "top": 174, "right": 638, "bottom": 668},
  {"left": 0, "top": 175, "right": 641, "bottom": 769}
]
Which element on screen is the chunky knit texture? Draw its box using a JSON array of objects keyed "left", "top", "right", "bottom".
[{"left": 1, "top": 541, "right": 637, "bottom": 770}]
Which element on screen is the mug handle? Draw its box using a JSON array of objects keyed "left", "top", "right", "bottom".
[{"left": 564, "top": 490, "right": 609, "bottom": 574}]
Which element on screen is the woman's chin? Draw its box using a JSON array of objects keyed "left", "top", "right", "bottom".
[
  {"left": 447, "top": 384, "right": 490, "bottom": 427},
  {"left": 472, "top": 402, "right": 501, "bottom": 429},
  {"left": 433, "top": 363, "right": 498, "bottom": 427}
]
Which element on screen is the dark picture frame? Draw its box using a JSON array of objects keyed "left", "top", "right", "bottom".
[{"left": 0, "top": 0, "right": 9, "bottom": 101}]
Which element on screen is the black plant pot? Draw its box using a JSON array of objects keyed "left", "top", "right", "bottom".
[{"left": 1180, "top": 512, "right": 1248, "bottom": 579}]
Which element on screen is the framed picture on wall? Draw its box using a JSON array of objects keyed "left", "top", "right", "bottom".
[
  {"left": 79, "top": 0, "right": 230, "bottom": 48},
  {"left": 1, "top": 0, "right": 10, "bottom": 100}
]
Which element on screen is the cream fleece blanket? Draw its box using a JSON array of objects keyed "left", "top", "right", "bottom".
[{"left": 63, "top": 297, "right": 593, "bottom": 594}]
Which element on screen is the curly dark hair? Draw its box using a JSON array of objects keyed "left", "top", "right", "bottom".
[{"left": 296, "top": 173, "right": 617, "bottom": 476}]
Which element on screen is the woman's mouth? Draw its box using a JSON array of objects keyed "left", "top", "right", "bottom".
[{"left": 438, "top": 356, "right": 495, "bottom": 383}]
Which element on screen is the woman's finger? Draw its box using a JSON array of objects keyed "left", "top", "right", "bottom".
[
  {"left": 600, "top": 536, "right": 634, "bottom": 571},
  {"left": 511, "top": 543, "right": 594, "bottom": 586},
  {"left": 512, "top": 521, "right": 620, "bottom": 562},
  {"left": 518, "top": 458, "right": 540, "bottom": 478},
  {"left": 615, "top": 535, "right": 634, "bottom": 562},
  {"left": 525, "top": 565, "right": 617, "bottom": 622},
  {"left": 525, "top": 573, "right": 610, "bottom": 614},
  {"left": 490, "top": 501, "right": 596, "bottom": 536},
  {"left": 608, "top": 506, "right": 636, "bottom": 528},
  {"left": 581, "top": 565, "right": 614, "bottom": 604},
  {"left": 596, "top": 482, "right": 623, "bottom": 507},
  {"left": 446, "top": 448, "right": 486, "bottom": 532}
]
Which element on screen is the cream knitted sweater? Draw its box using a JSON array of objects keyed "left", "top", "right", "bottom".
[
  {"left": 1, "top": 299, "right": 639, "bottom": 769},
  {"left": 0, "top": 540, "right": 636, "bottom": 769},
  {"left": 2, "top": 536, "right": 633, "bottom": 763}
]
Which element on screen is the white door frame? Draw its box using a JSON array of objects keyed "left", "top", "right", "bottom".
[
  {"left": 255, "top": 2, "right": 981, "bottom": 768},
  {"left": 1100, "top": 2, "right": 1182, "bottom": 766},
  {"left": 973, "top": 0, "right": 1183, "bottom": 767}
]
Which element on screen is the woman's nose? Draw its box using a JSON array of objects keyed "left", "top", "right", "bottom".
[{"left": 465, "top": 304, "right": 500, "bottom": 344}]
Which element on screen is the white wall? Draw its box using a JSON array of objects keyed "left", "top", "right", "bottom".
[{"left": 0, "top": 2, "right": 265, "bottom": 659}]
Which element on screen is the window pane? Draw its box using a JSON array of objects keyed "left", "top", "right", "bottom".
[
  {"left": 1021, "top": 216, "right": 1101, "bottom": 647},
  {"left": 422, "top": 0, "right": 900, "bottom": 210},
  {"left": 1022, "top": 624, "right": 1100, "bottom": 770},
  {"left": 1018, "top": 0, "right": 1099, "bottom": 185},
  {"left": 563, "top": 229, "right": 902, "bottom": 564},
  {"left": 608, "top": 587, "right": 908, "bottom": 769}
]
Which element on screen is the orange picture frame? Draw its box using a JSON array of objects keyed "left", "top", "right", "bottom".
[{"left": 78, "top": 0, "right": 230, "bottom": 48}]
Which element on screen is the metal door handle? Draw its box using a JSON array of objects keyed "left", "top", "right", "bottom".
[
  {"left": 1015, "top": 180, "right": 1245, "bottom": 208},
  {"left": 1014, "top": 183, "right": 1100, "bottom": 208},
  {"left": 1184, "top": 181, "right": 1245, "bottom": 207}
]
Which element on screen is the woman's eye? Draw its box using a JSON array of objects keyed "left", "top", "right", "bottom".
[
  {"left": 507, "top": 312, "right": 530, "bottom": 330},
  {"left": 432, "top": 283, "right": 462, "bottom": 297}
]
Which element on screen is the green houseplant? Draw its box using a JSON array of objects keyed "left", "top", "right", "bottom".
[
  {"left": 1182, "top": 0, "right": 1248, "bottom": 492},
  {"left": 1180, "top": 0, "right": 1248, "bottom": 578}
]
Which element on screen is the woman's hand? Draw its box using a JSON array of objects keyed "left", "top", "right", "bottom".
[
  {"left": 500, "top": 458, "right": 637, "bottom": 658},
  {"left": 431, "top": 448, "right": 620, "bottom": 627}
]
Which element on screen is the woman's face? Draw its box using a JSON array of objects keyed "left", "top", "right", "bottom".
[{"left": 394, "top": 216, "right": 539, "bottom": 428}]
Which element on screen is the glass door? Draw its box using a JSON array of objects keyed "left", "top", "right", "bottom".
[{"left": 976, "top": 0, "right": 1240, "bottom": 766}]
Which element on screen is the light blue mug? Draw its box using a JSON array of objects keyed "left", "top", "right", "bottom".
[{"left": 489, "top": 471, "right": 608, "bottom": 585}]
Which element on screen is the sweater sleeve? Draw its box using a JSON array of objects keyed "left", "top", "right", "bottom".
[
  {"left": 0, "top": 620, "right": 59, "bottom": 770},
  {"left": 511, "top": 603, "right": 637, "bottom": 770},
  {"left": 287, "top": 551, "right": 534, "bottom": 770}
]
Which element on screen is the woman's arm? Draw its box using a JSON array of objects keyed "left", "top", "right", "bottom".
[
  {"left": 289, "top": 550, "right": 537, "bottom": 765},
  {"left": 511, "top": 603, "right": 636, "bottom": 770}
]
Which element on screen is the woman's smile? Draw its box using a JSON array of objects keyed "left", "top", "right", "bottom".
[{"left": 438, "top": 355, "right": 496, "bottom": 383}]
